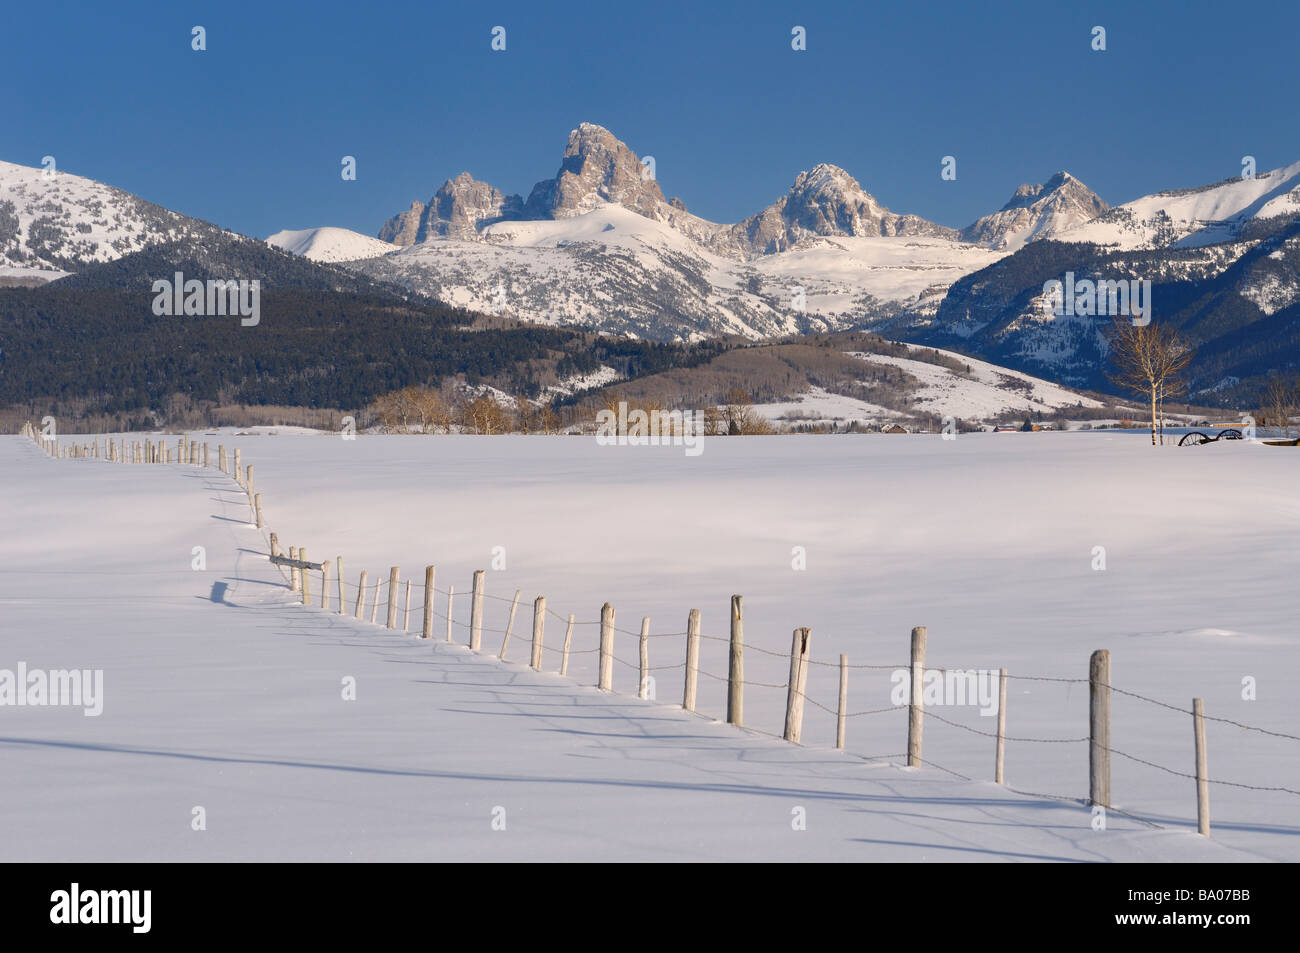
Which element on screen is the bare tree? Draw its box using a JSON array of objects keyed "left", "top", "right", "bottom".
[
  {"left": 1107, "top": 317, "right": 1194, "bottom": 445},
  {"left": 1261, "top": 374, "right": 1298, "bottom": 438},
  {"left": 721, "top": 387, "right": 773, "bottom": 435}
]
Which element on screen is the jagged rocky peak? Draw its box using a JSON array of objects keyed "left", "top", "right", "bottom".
[
  {"left": 731, "top": 163, "right": 957, "bottom": 255},
  {"left": 523, "top": 122, "right": 667, "bottom": 220},
  {"left": 378, "top": 173, "right": 523, "bottom": 245},
  {"left": 962, "top": 171, "right": 1108, "bottom": 248}
]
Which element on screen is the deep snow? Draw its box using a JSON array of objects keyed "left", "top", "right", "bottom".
[{"left": 1, "top": 431, "right": 1296, "bottom": 861}]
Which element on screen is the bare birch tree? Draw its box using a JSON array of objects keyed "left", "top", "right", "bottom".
[{"left": 1107, "top": 317, "right": 1194, "bottom": 445}]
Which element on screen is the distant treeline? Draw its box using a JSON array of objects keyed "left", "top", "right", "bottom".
[{"left": 0, "top": 285, "right": 720, "bottom": 426}]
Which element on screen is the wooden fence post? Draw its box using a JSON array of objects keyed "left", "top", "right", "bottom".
[
  {"left": 1193, "top": 697, "right": 1210, "bottom": 836},
  {"left": 499, "top": 589, "right": 521, "bottom": 659},
  {"left": 683, "top": 609, "right": 701, "bottom": 712},
  {"left": 598, "top": 603, "right": 614, "bottom": 690},
  {"left": 445, "top": 584, "right": 455, "bottom": 642},
  {"left": 204, "top": 443, "right": 209, "bottom": 468},
  {"left": 907, "top": 626, "right": 927, "bottom": 767},
  {"left": 386, "top": 567, "right": 400, "bottom": 628},
  {"left": 234, "top": 449, "right": 242, "bottom": 486},
  {"left": 422, "top": 566, "right": 435, "bottom": 638},
  {"left": 530, "top": 597, "right": 546, "bottom": 670},
  {"left": 403, "top": 579, "right": 411, "bottom": 631},
  {"left": 1089, "top": 649, "right": 1111, "bottom": 807},
  {"left": 560, "top": 613, "right": 574, "bottom": 675},
  {"left": 638, "top": 617, "right": 650, "bottom": 699},
  {"left": 245, "top": 465, "right": 254, "bottom": 502},
  {"left": 996, "top": 667, "right": 1008, "bottom": 783},
  {"left": 254, "top": 493, "right": 264, "bottom": 529},
  {"left": 784, "top": 627, "right": 812, "bottom": 743},
  {"left": 320, "top": 558, "right": 330, "bottom": 610},
  {"left": 289, "top": 546, "right": 300, "bottom": 592},
  {"left": 354, "top": 571, "right": 367, "bottom": 619},
  {"left": 728, "top": 595, "right": 744, "bottom": 726},
  {"left": 836, "top": 654, "right": 848, "bottom": 750},
  {"left": 337, "top": 557, "right": 345, "bottom": 614},
  {"left": 470, "top": 570, "right": 485, "bottom": 650},
  {"left": 300, "top": 548, "right": 310, "bottom": 605},
  {"left": 370, "top": 578, "right": 381, "bottom": 624},
  {"left": 269, "top": 533, "right": 279, "bottom": 559}
]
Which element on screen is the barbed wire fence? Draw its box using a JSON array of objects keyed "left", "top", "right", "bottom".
[{"left": 22, "top": 421, "right": 1300, "bottom": 839}]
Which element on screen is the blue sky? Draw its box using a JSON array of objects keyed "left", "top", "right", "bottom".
[{"left": 2, "top": 0, "right": 1294, "bottom": 239}]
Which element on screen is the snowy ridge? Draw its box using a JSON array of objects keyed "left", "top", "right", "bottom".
[
  {"left": 0, "top": 158, "right": 231, "bottom": 272},
  {"left": 1059, "top": 160, "right": 1300, "bottom": 250},
  {"left": 265, "top": 227, "right": 399, "bottom": 263}
]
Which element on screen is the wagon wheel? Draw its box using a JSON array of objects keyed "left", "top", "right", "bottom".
[
  {"left": 1178, "top": 431, "right": 1213, "bottom": 446},
  {"left": 1219, "top": 429, "right": 1243, "bottom": 440}
]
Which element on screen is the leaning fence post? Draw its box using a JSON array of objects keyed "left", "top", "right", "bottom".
[
  {"left": 530, "top": 597, "right": 546, "bottom": 670},
  {"left": 598, "top": 603, "right": 615, "bottom": 690},
  {"left": 370, "top": 577, "right": 382, "bottom": 624},
  {"left": 354, "top": 571, "right": 367, "bottom": 619},
  {"left": 500, "top": 589, "right": 521, "bottom": 659},
  {"left": 1193, "top": 697, "right": 1210, "bottom": 836},
  {"left": 422, "top": 566, "right": 435, "bottom": 638},
  {"left": 836, "top": 654, "right": 848, "bottom": 749},
  {"left": 560, "top": 613, "right": 575, "bottom": 675},
  {"left": 683, "top": 609, "right": 701, "bottom": 712},
  {"left": 907, "top": 625, "right": 927, "bottom": 767},
  {"left": 1089, "top": 649, "right": 1111, "bottom": 807},
  {"left": 386, "top": 567, "right": 400, "bottom": 629},
  {"left": 996, "top": 667, "right": 1008, "bottom": 783},
  {"left": 470, "top": 571, "right": 485, "bottom": 650},
  {"left": 784, "top": 627, "right": 811, "bottom": 743},
  {"left": 728, "top": 595, "right": 744, "bottom": 726},
  {"left": 638, "top": 617, "right": 650, "bottom": 699}
]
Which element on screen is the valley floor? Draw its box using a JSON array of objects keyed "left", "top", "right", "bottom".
[{"left": 1, "top": 431, "right": 1296, "bottom": 861}]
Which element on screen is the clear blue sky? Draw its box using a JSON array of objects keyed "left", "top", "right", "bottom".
[{"left": 3, "top": 0, "right": 1294, "bottom": 239}]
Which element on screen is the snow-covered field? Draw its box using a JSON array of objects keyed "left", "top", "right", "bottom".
[{"left": 2, "top": 431, "right": 1297, "bottom": 861}]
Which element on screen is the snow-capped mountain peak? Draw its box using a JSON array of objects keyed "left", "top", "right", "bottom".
[{"left": 960, "top": 171, "right": 1108, "bottom": 250}]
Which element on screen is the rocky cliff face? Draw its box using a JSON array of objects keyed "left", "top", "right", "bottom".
[
  {"left": 960, "top": 172, "right": 1108, "bottom": 249},
  {"left": 379, "top": 173, "right": 524, "bottom": 244},
  {"left": 723, "top": 164, "right": 959, "bottom": 255},
  {"left": 523, "top": 122, "right": 668, "bottom": 220}
]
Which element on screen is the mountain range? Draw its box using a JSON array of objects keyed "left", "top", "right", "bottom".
[{"left": 4, "top": 123, "right": 1300, "bottom": 404}]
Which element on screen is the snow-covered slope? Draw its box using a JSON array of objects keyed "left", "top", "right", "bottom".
[
  {"left": 0, "top": 158, "right": 230, "bottom": 273},
  {"left": 266, "top": 227, "right": 398, "bottom": 263},
  {"left": 1058, "top": 160, "right": 1300, "bottom": 250},
  {"left": 347, "top": 203, "right": 1005, "bottom": 340}
]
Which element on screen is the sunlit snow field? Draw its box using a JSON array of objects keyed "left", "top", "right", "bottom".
[{"left": 2, "top": 430, "right": 1296, "bottom": 861}]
